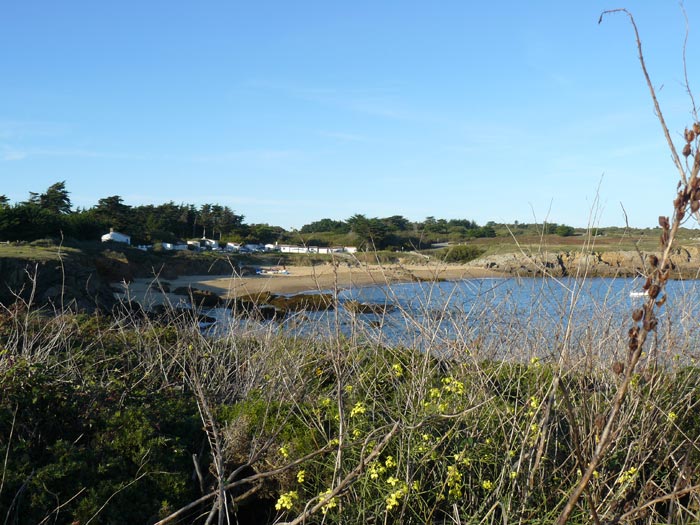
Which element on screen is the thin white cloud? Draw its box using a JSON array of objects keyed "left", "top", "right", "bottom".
[
  {"left": 0, "top": 119, "right": 72, "bottom": 139},
  {"left": 1, "top": 147, "right": 28, "bottom": 161},
  {"left": 0, "top": 147, "right": 145, "bottom": 161},
  {"left": 318, "top": 131, "right": 369, "bottom": 142},
  {"left": 243, "top": 79, "right": 446, "bottom": 124},
  {"left": 187, "top": 149, "right": 301, "bottom": 164}
]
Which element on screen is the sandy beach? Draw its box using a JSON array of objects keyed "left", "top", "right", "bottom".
[{"left": 114, "top": 263, "right": 503, "bottom": 308}]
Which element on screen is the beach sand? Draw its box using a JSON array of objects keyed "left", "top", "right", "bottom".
[{"left": 114, "top": 263, "right": 503, "bottom": 308}]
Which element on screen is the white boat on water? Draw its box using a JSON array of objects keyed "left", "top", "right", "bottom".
[{"left": 629, "top": 290, "right": 649, "bottom": 298}]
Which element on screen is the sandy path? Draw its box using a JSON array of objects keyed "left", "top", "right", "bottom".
[{"left": 114, "top": 263, "right": 504, "bottom": 308}]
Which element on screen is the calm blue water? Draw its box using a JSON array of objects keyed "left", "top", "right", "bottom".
[{"left": 209, "top": 277, "right": 700, "bottom": 361}]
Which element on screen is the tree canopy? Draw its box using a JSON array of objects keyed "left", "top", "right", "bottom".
[
  {"left": 27, "top": 181, "right": 72, "bottom": 214},
  {"left": 0, "top": 182, "right": 578, "bottom": 247}
]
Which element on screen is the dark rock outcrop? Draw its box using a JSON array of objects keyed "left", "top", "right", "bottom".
[
  {"left": 171, "top": 286, "right": 222, "bottom": 307},
  {"left": 0, "top": 256, "right": 117, "bottom": 313},
  {"left": 343, "top": 300, "right": 395, "bottom": 315}
]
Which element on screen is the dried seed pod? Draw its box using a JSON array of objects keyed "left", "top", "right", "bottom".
[
  {"left": 675, "top": 190, "right": 688, "bottom": 207},
  {"left": 632, "top": 309, "right": 644, "bottom": 322},
  {"left": 658, "top": 216, "right": 670, "bottom": 229},
  {"left": 692, "top": 200, "right": 700, "bottom": 213},
  {"left": 661, "top": 231, "right": 669, "bottom": 247},
  {"left": 656, "top": 294, "right": 667, "bottom": 307},
  {"left": 676, "top": 208, "right": 686, "bottom": 222},
  {"left": 594, "top": 413, "right": 606, "bottom": 431},
  {"left": 648, "top": 284, "right": 661, "bottom": 299},
  {"left": 694, "top": 122, "right": 700, "bottom": 135},
  {"left": 612, "top": 361, "right": 625, "bottom": 375},
  {"left": 628, "top": 326, "right": 639, "bottom": 338},
  {"left": 643, "top": 317, "right": 658, "bottom": 331},
  {"left": 686, "top": 128, "right": 696, "bottom": 142},
  {"left": 648, "top": 254, "right": 659, "bottom": 268},
  {"left": 684, "top": 143, "right": 692, "bottom": 157},
  {"left": 629, "top": 337, "right": 639, "bottom": 351},
  {"left": 642, "top": 276, "right": 652, "bottom": 290}
]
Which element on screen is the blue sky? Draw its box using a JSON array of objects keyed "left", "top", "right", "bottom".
[{"left": 2, "top": 2, "right": 699, "bottom": 229}]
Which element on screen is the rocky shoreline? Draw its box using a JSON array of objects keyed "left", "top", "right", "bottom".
[
  {"left": 467, "top": 247, "right": 700, "bottom": 280},
  {"left": 3, "top": 247, "right": 700, "bottom": 315}
]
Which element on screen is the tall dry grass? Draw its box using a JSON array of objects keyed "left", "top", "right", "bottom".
[{"left": 2, "top": 260, "right": 700, "bottom": 523}]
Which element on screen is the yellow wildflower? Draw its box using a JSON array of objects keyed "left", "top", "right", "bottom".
[
  {"left": 385, "top": 484, "right": 407, "bottom": 511},
  {"left": 319, "top": 489, "right": 337, "bottom": 514},
  {"left": 275, "top": 491, "right": 298, "bottom": 511},
  {"left": 350, "top": 402, "right": 366, "bottom": 418},
  {"left": 368, "top": 461, "right": 386, "bottom": 480},
  {"left": 617, "top": 467, "right": 638, "bottom": 485},
  {"left": 446, "top": 465, "right": 462, "bottom": 500}
]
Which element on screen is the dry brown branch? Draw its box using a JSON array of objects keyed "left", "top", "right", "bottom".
[
  {"left": 280, "top": 421, "right": 400, "bottom": 525},
  {"left": 619, "top": 483, "right": 700, "bottom": 522},
  {"left": 0, "top": 404, "right": 17, "bottom": 499},
  {"left": 557, "top": 8, "right": 700, "bottom": 524},
  {"left": 599, "top": 9, "right": 688, "bottom": 186},
  {"left": 153, "top": 439, "right": 343, "bottom": 525}
]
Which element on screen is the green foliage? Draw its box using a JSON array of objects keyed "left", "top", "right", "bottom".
[
  {"left": 0, "top": 203, "right": 63, "bottom": 241},
  {"left": 440, "top": 244, "right": 485, "bottom": 263},
  {"left": 3, "top": 281, "right": 700, "bottom": 524},
  {"left": 555, "top": 224, "right": 575, "bottom": 237},
  {"left": 0, "top": 358, "right": 200, "bottom": 523},
  {"left": 27, "top": 181, "right": 72, "bottom": 214},
  {"left": 300, "top": 218, "right": 350, "bottom": 234}
]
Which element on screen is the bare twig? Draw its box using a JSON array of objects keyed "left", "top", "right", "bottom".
[
  {"left": 557, "top": 9, "right": 700, "bottom": 524},
  {"left": 0, "top": 405, "right": 17, "bottom": 498},
  {"left": 599, "top": 9, "right": 688, "bottom": 186}
]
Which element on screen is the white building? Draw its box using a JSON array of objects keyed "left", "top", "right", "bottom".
[
  {"left": 278, "top": 244, "right": 309, "bottom": 254},
  {"left": 162, "top": 242, "right": 189, "bottom": 251},
  {"left": 101, "top": 229, "right": 131, "bottom": 245},
  {"left": 278, "top": 244, "right": 357, "bottom": 254},
  {"left": 203, "top": 238, "right": 220, "bottom": 250},
  {"left": 188, "top": 238, "right": 219, "bottom": 250}
]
